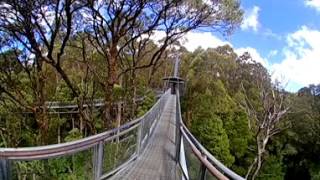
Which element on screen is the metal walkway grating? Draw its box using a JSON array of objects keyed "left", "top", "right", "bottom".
[{"left": 111, "top": 95, "right": 179, "bottom": 180}]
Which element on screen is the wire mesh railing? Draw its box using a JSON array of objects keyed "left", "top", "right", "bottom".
[
  {"left": 0, "top": 90, "right": 170, "bottom": 180},
  {"left": 175, "top": 88, "right": 245, "bottom": 180},
  {"left": 1, "top": 85, "right": 246, "bottom": 180}
]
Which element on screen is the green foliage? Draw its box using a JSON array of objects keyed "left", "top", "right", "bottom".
[
  {"left": 0, "top": 0, "right": 244, "bottom": 178},
  {"left": 257, "top": 155, "right": 285, "bottom": 180},
  {"left": 137, "top": 89, "right": 156, "bottom": 117},
  {"left": 103, "top": 132, "right": 137, "bottom": 173},
  {"left": 182, "top": 45, "right": 320, "bottom": 179},
  {"left": 183, "top": 47, "right": 256, "bottom": 171},
  {"left": 191, "top": 113, "right": 235, "bottom": 166},
  {"left": 278, "top": 84, "right": 320, "bottom": 179},
  {"left": 310, "top": 163, "right": 320, "bottom": 180},
  {"left": 12, "top": 151, "right": 93, "bottom": 180},
  {"left": 54, "top": 83, "right": 74, "bottom": 102},
  {"left": 113, "top": 84, "right": 125, "bottom": 101},
  {"left": 184, "top": 140, "right": 203, "bottom": 180},
  {"left": 190, "top": 85, "right": 235, "bottom": 166},
  {"left": 225, "top": 110, "right": 251, "bottom": 158},
  {"left": 181, "top": 45, "right": 296, "bottom": 179},
  {"left": 11, "top": 126, "right": 93, "bottom": 179},
  {"left": 64, "top": 128, "right": 83, "bottom": 142},
  {"left": 0, "top": 18, "right": 319, "bottom": 179}
]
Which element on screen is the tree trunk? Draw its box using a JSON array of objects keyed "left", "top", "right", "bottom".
[
  {"left": 104, "top": 85, "right": 113, "bottom": 129},
  {"left": 148, "top": 65, "right": 156, "bottom": 86},
  {"left": 245, "top": 157, "right": 257, "bottom": 179},
  {"left": 104, "top": 45, "right": 118, "bottom": 129},
  {"left": 252, "top": 136, "right": 269, "bottom": 179},
  {"left": 116, "top": 102, "right": 122, "bottom": 140},
  {"left": 246, "top": 134, "right": 269, "bottom": 180},
  {"left": 78, "top": 98, "right": 84, "bottom": 132},
  {"left": 34, "top": 60, "right": 48, "bottom": 145},
  {"left": 72, "top": 117, "right": 75, "bottom": 129},
  {"left": 34, "top": 106, "right": 48, "bottom": 145},
  {"left": 130, "top": 69, "right": 137, "bottom": 119},
  {"left": 252, "top": 153, "right": 263, "bottom": 180},
  {"left": 58, "top": 125, "right": 61, "bottom": 143}
]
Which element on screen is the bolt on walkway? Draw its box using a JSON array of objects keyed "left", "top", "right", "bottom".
[{"left": 111, "top": 94, "right": 179, "bottom": 180}]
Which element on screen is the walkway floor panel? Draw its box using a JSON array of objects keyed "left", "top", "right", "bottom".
[{"left": 111, "top": 95, "right": 178, "bottom": 180}]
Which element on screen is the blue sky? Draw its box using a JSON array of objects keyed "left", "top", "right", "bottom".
[
  {"left": 232, "top": 0, "right": 320, "bottom": 60},
  {"left": 179, "top": 0, "right": 320, "bottom": 92}
]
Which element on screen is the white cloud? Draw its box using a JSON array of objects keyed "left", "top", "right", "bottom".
[
  {"left": 262, "top": 29, "right": 282, "bottom": 40},
  {"left": 150, "top": 31, "right": 166, "bottom": 44},
  {"left": 150, "top": 31, "right": 230, "bottom": 52},
  {"left": 151, "top": 30, "right": 269, "bottom": 68},
  {"left": 305, "top": 0, "right": 320, "bottom": 11},
  {"left": 181, "top": 32, "right": 230, "bottom": 52},
  {"left": 268, "top": 50, "right": 278, "bottom": 58},
  {"left": 271, "top": 26, "right": 320, "bottom": 90},
  {"left": 150, "top": 26, "right": 319, "bottom": 92},
  {"left": 241, "top": 6, "right": 260, "bottom": 32},
  {"left": 182, "top": 33, "right": 270, "bottom": 69},
  {"left": 235, "top": 47, "right": 269, "bottom": 67}
]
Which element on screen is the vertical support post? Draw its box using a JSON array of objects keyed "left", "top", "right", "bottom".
[
  {"left": 172, "top": 55, "right": 180, "bottom": 95},
  {"left": 158, "top": 97, "right": 162, "bottom": 121},
  {"left": 0, "top": 159, "right": 10, "bottom": 180},
  {"left": 136, "top": 122, "right": 142, "bottom": 155},
  {"left": 171, "top": 83, "right": 176, "bottom": 94},
  {"left": 174, "top": 55, "right": 179, "bottom": 77},
  {"left": 199, "top": 155, "right": 207, "bottom": 180},
  {"left": 179, "top": 136, "right": 189, "bottom": 180},
  {"left": 175, "top": 91, "right": 181, "bottom": 163},
  {"left": 94, "top": 141, "right": 104, "bottom": 180}
]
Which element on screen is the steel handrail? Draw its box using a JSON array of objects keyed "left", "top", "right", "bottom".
[
  {"left": 0, "top": 118, "right": 140, "bottom": 160},
  {"left": 180, "top": 127, "right": 229, "bottom": 180},
  {"left": 176, "top": 89, "right": 245, "bottom": 180},
  {"left": 180, "top": 123, "right": 245, "bottom": 180},
  {"left": 0, "top": 123, "right": 140, "bottom": 160},
  {"left": 0, "top": 89, "right": 170, "bottom": 161}
]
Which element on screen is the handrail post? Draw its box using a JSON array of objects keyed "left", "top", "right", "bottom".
[
  {"left": 94, "top": 141, "right": 104, "bottom": 180},
  {"left": 136, "top": 122, "right": 142, "bottom": 155},
  {"left": 199, "top": 155, "right": 207, "bottom": 180},
  {"left": 0, "top": 159, "right": 10, "bottom": 180},
  {"left": 175, "top": 91, "right": 181, "bottom": 163},
  {"left": 158, "top": 96, "right": 162, "bottom": 121}
]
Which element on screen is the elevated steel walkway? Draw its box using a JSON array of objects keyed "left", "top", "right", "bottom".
[
  {"left": 0, "top": 89, "right": 245, "bottom": 180},
  {"left": 111, "top": 94, "right": 178, "bottom": 180}
]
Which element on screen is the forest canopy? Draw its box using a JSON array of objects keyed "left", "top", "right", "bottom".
[
  {"left": 179, "top": 46, "right": 320, "bottom": 179},
  {"left": 0, "top": 0, "right": 243, "bottom": 144},
  {"left": 0, "top": 0, "right": 319, "bottom": 180}
]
